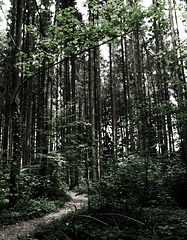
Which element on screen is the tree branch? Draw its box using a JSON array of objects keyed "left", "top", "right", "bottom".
[
  {"left": 11, "top": 28, "right": 156, "bottom": 104},
  {"left": 96, "top": 213, "right": 145, "bottom": 226},
  {"left": 76, "top": 214, "right": 112, "bottom": 229},
  {"left": 11, "top": 34, "right": 119, "bottom": 104}
]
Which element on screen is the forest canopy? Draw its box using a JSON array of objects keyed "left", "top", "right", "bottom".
[{"left": 0, "top": 0, "right": 187, "bottom": 239}]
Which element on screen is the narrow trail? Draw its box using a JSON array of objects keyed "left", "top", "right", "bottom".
[{"left": 0, "top": 192, "right": 87, "bottom": 240}]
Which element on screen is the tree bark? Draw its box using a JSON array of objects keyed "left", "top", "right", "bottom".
[
  {"left": 109, "top": 42, "right": 117, "bottom": 162},
  {"left": 9, "top": 0, "right": 24, "bottom": 207}
]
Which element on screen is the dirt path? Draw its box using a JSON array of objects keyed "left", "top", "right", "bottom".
[{"left": 0, "top": 192, "right": 87, "bottom": 240}]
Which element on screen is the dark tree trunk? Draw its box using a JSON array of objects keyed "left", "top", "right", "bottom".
[
  {"left": 9, "top": 0, "right": 24, "bottom": 206},
  {"left": 9, "top": 102, "right": 22, "bottom": 206}
]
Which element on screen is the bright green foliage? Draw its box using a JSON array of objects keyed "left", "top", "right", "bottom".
[
  {"left": 16, "top": 2, "right": 148, "bottom": 77},
  {"left": 16, "top": 0, "right": 177, "bottom": 81}
]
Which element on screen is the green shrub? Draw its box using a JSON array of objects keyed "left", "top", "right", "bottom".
[
  {"left": 0, "top": 196, "right": 69, "bottom": 226},
  {"left": 0, "top": 162, "right": 69, "bottom": 226},
  {"left": 19, "top": 164, "right": 67, "bottom": 199}
]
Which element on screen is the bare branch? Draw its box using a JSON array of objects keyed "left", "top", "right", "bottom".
[
  {"left": 96, "top": 213, "right": 145, "bottom": 226},
  {"left": 76, "top": 214, "right": 113, "bottom": 229}
]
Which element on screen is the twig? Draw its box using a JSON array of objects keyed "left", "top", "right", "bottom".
[
  {"left": 59, "top": 230, "right": 72, "bottom": 240},
  {"left": 112, "top": 215, "right": 119, "bottom": 230},
  {"left": 153, "top": 223, "right": 158, "bottom": 238},
  {"left": 73, "top": 204, "right": 78, "bottom": 213},
  {"left": 96, "top": 213, "right": 145, "bottom": 226},
  {"left": 148, "top": 209, "right": 152, "bottom": 226},
  {"left": 76, "top": 214, "right": 112, "bottom": 229},
  {"left": 112, "top": 215, "right": 120, "bottom": 235}
]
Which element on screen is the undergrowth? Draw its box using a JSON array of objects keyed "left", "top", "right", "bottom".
[
  {"left": 21, "top": 205, "right": 187, "bottom": 240},
  {"left": 0, "top": 163, "right": 70, "bottom": 226},
  {"left": 21, "top": 154, "right": 187, "bottom": 240},
  {"left": 0, "top": 197, "right": 69, "bottom": 226}
]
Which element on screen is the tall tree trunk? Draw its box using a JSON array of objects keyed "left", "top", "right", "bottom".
[
  {"left": 109, "top": 42, "right": 117, "bottom": 162},
  {"left": 153, "top": 0, "right": 167, "bottom": 156},
  {"left": 2, "top": 85, "right": 10, "bottom": 161},
  {"left": 124, "top": 36, "right": 135, "bottom": 151},
  {"left": 89, "top": 47, "right": 98, "bottom": 181},
  {"left": 9, "top": 0, "right": 24, "bottom": 206},
  {"left": 88, "top": 6, "right": 98, "bottom": 181},
  {"left": 36, "top": 58, "right": 48, "bottom": 175},
  {"left": 94, "top": 47, "right": 102, "bottom": 179},
  {"left": 70, "top": 54, "right": 78, "bottom": 188},
  {"left": 168, "top": 0, "right": 187, "bottom": 165},
  {"left": 9, "top": 102, "right": 22, "bottom": 206},
  {"left": 121, "top": 37, "right": 129, "bottom": 151}
]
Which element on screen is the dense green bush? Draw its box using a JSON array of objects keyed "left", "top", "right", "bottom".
[
  {"left": 25, "top": 153, "right": 187, "bottom": 240},
  {"left": 89, "top": 154, "right": 176, "bottom": 213},
  {"left": 0, "top": 160, "right": 69, "bottom": 226},
  {"left": 19, "top": 163, "right": 67, "bottom": 199},
  {"left": 0, "top": 198, "right": 61, "bottom": 226},
  {"left": 0, "top": 191, "right": 69, "bottom": 226}
]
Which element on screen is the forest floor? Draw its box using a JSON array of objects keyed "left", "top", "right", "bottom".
[{"left": 0, "top": 192, "right": 87, "bottom": 240}]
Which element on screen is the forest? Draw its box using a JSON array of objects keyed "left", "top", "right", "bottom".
[{"left": 0, "top": 0, "right": 187, "bottom": 239}]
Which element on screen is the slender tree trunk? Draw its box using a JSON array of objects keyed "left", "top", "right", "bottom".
[
  {"left": 109, "top": 42, "right": 117, "bottom": 161},
  {"left": 121, "top": 37, "right": 129, "bottom": 151},
  {"left": 89, "top": 47, "right": 98, "bottom": 181},
  {"left": 124, "top": 36, "right": 135, "bottom": 151},
  {"left": 95, "top": 47, "right": 102, "bottom": 179},
  {"left": 2, "top": 86, "right": 10, "bottom": 160},
  {"left": 36, "top": 58, "right": 48, "bottom": 174},
  {"left": 168, "top": 0, "right": 187, "bottom": 164},
  {"left": 153, "top": 0, "right": 167, "bottom": 156},
  {"left": 70, "top": 54, "right": 78, "bottom": 188}
]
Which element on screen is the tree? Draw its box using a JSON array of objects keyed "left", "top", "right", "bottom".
[
  {"left": 8, "top": 0, "right": 24, "bottom": 206},
  {"left": 0, "top": 0, "right": 186, "bottom": 209}
]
